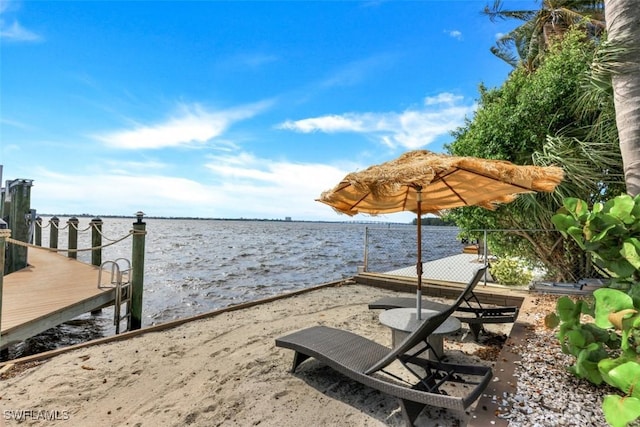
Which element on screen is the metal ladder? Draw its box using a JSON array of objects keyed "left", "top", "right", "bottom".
[{"left": 98, "top": 258, "right": 132, "bottom": 334}]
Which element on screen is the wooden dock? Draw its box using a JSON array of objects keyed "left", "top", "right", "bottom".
[
  {"left": 383, "top": 253, "right": 490, "bottom": 284},
  {"left": 1, "top": 248, "right": 116, "bottom": 350}
]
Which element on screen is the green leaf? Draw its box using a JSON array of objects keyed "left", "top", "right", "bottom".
[
  {"left": 608, "top": 362, "right": 640, "bottom": 398},
  {"left": 608, "top": 258, "right": 637, "bottom": 279},
  {"left": 608, "top": 196, "right": 636, "bottom": 224},
  {"left": 600, "top": 358, "right": 626, "bottom": 387},
  {"left": 557, "top": 296, "right": 579, "bottom": 322},
  {"left": 567, "top": 329, "right": 587, "bottom": 348},
  {"left": 564, "top": 197, "right": 589, "bottom": 217},
  {"left": 590, "top": 222, "right": 618, "bottom": 243},
  {"left": 584, "top": 323, "right": 617, "bottom": 346},
  {"left": 575, "top": 344, "right": 603, "bottom": 384},
  {"left": 603, "top": 395, "right": 640, "bottom": 427},
  {"left": 580, "top": 300, "right": 596, "bottom": 317},
  {"left": 594, "top": 289, "right": 634, "bottom": 328},
  {"left": 551, "top": 213, "right": 577, "bottom": 235},
  {"left": 621, "top": 238, "right": 640, "bottom": 270},
  {"left": 567, "top": 226, "right": 587, "bottom": 248},
  {"left": 593, "top": 202, "right": 604, "bottom": 214},
  {"left": 544, "top": 312, "right": 560, "bottom": 329}
]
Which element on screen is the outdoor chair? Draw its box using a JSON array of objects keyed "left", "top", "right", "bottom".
[
  {"left": 368, "top": 269, "right": 519, "bottom": 341},
  {"left": 275, "top": 267, "right": 492, "bottom": 426}
]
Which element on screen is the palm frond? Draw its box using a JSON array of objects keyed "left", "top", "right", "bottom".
[
  {"left": 533, "top": 135, "right": 624, "bottom": 202},
  {"left": 482, "top": 0, "right": 538, "bottom": 23}
]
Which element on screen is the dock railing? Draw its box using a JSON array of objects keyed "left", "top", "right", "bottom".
[{"left": 2, "top": 212, "right": 147, "bottom": 333}]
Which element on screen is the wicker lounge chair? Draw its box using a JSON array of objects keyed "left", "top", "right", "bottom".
[
  {"left": 368, "top": 271, "right": 519, "bottom": 341},
  {"left": 275, "top": 267, "right": 492, "bottom": 426}
]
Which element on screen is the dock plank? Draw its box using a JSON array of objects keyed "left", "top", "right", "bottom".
[{"left": 1, "top": 249, "right": 116, "bottom": 348}]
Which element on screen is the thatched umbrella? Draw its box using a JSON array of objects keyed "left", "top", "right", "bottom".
[{"left": 318, "top": 150, "right": 564, "bottom": 318}]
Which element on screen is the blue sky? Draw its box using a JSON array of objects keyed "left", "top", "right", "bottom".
[{"left": 1, "top": 0, "right": 536, "bottom": 222}]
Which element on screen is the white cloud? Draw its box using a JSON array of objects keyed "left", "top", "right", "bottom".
[
  {"left": 424, "top": 92, "right": 463, "bottom": 106},
  {"left": 27, "top": 153, "right": 366, "bottom": 221},
  {"left": 0, "top": 0, "right": 41, "bottom": 42},
  {"left": 278, "top": 115, "right": 367, "bottom": 133},
  {"left": 445, "top": 29, "right": 463, "bottom": 40},
  {"left": 277, "top": 93, "right": 475, "bottom": 150},
  {"left": 93, "top": 101, "right": 271, "bottom": 150},
  {"left": 32, "top": 170, "right": 219, "bottom": 216},
  {"left": 0, "top": 20, "right": 39, "bottom": 41},
  {"left": 203, "top": 152, "right": 355, "bottom": 218}
]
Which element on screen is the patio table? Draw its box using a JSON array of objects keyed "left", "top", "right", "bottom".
[{"left": 379, "top": 307, "right": 461, "bottom": 360}]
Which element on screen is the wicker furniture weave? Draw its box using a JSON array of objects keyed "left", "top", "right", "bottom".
[
  {"left": 275, "top": 267, "right": 492, "bottom": 426},
  {"left": 368, "top": 285, "right": 519, "bottom": 341}
]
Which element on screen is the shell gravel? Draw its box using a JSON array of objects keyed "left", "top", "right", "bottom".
[{"left": 500, "top": 298, "right": 612, "bottom": 426}]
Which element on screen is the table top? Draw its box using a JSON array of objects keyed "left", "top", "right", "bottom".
[{"left": 379, "top": 308, "right": 461, "bottom": 335}]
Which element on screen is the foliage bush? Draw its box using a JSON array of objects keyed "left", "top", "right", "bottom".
[
  {"left": 445, "top": 28, "right": 624, "bottom": 282},
  {"left": 548, "top": 194, "right": 640, "bottom": 427},
  {"left": 489, "top": 257, "right": 533, "bottom": 286}
]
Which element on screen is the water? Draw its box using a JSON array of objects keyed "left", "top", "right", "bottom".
[{"left": 4, "top": 218, "right": 463, "bottom": 360}]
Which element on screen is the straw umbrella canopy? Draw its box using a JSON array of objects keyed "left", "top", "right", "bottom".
[{"left": 317, "top": 150, "right": 564, "bottom": 318}]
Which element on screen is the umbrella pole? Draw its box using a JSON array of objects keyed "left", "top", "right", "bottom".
[{"left": 416, "top": 187, "right": 422, "bottom": 320}]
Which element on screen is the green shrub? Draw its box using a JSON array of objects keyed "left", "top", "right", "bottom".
[
  {"left": 550, "top": 194, "right": 640, "bottom": 426},
  {"left": 490, "top": 257, "right": 534, "bottom": 286}
]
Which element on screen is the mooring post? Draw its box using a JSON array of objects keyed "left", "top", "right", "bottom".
[
  {"left": 0, "top": 220, "right": 10, "bottom": 350},
  {"left": 49, "top": 216, "right": 59, "bottom": 250},
  {"left": 67, "top": 217, "right": 79, "bottom": 259},
  {"left": 35, "top": 216, "right": 42, "bottom": 246},
  {"left": 90, "top": 217, "right": 102, "bottom": 267},
  {"left": 130, "top": 211, "right": 146, "bottom": 330},
  {"left": 90, "top": 217, "right": 104, "bottom": 315},
  {"left": 7, "top": 179, "right": 32, "bottom": 273}
]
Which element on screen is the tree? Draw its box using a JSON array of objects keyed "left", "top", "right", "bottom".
[
  {"left": 484, "top": 0, "right": 605, "bottom": 71},
  {"left": 446, "top": 28, "right": 625, "bottom": 281},
  {"left": 603, "top": 0, "right": 640, "bottom": 196}
]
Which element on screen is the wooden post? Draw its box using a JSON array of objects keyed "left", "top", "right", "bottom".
[
  {"left": 90, "top": 217, "right": 104, "bottom": 315},
  {"left": 130, "top": 211, "right": 146, "bottom": 330},
  {"left": 35, "top": 216, "right": 42, "bottom": 246},
  {"left": 7, "top": 179, "right": 32, "bottom": 274},
  {"left": 90, "top": 218, "right": 102, "bottom": 267},
  {"left": 0, "top": 223, "right": 10, "bottom": 350},
  {"left": 67, "top": 217, "right": 79, "bottom": 259},
  {"left": 0, "top": 165, "right": 4, "bottom": 217},
  {"left": 49, "top": 216, "right": 59, "bottom": 249},
  {"left": 26, "top": 209, "right": 36, "bottom": 244}
]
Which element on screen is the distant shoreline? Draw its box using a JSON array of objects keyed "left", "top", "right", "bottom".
[
  {"left": 34, "top": 214, "right": 456, "bottom": 227},
  {"left": 34, "top": 214, "right": 421, "bottom": 226}
]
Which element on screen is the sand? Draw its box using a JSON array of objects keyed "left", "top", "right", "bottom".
[{"left": 0, "top": 283, "right": 512, "bottom": 427}]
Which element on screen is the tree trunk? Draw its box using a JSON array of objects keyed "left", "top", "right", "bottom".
[{"left": 605, "top": 0, "right": 640, "bottom": 196}]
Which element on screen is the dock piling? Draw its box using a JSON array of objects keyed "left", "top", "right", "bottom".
[
  {"left": 90, "top": 218, "right": 103, "bottom": 267},
  {"left": 49, "top": 216, "right": 59, "bottom": 249},
  {"left": 6, "top": 179, "right": 32, "bottom": 273},
  {"left": 0, "top": 223, "right": 10, "bottom": 350},
  {"left": 130, "top": 211, "right": 146, "bottom": 330},
  {"left": 35, "top": 216, "right": 42, "bottom": 246},
  {"left": 67, "top": 217, "right": 79, "bottom": 259}
]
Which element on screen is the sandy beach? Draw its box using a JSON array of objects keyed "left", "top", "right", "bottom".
[{"left": 0, "top": 282, "right": 520, "bottom": 427}]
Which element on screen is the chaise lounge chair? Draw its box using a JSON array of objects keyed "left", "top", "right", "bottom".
[
  {"left": 368, "top": 270, "right": 519, "bottom": 341},
  {"left": 275, "top": 267, "right": 492, "bottom": 426}
]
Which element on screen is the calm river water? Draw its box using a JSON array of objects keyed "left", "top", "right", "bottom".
[{"left": 5, "top": 218, "right": 463, "bottom": 359}]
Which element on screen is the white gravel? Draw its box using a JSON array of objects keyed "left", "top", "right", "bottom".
[{"left": 499, "top": 305, "right": 613, "bottom": 426}]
